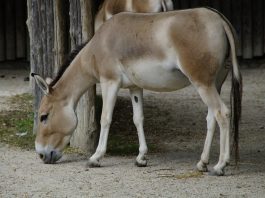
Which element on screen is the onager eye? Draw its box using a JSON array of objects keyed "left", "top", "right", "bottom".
[{"left": 40, "top": 114, "right": 49, "bottom": 123}]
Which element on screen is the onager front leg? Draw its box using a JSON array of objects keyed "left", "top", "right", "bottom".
[
  {"left": 129, "top": 88, "right": 148, "bottom": 167},
  {"left": 87, "top": 81, "right": 120, "bottom": 167}
]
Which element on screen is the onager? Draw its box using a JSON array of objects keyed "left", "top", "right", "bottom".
[
  {"left": 32, "top": 8, "right": 242, "bottom": 176},
  {"left": 95, "top": 0, "right": 174, "bottom": 31}
]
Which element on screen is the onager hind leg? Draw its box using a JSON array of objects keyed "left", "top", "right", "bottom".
[
  {"left": 87, "top": 81, "right": 120, "bottom": 167},
  {"left": 129, "top": 88, "right": 148, "bottom": 167},
  {"left": 197, "top": 85, "right": 230, "bottom": 176},
  {"left": 197, "top": 82, "right": 225, "bottom": 172}
]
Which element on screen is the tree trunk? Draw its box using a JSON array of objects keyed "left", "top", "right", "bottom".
[
  {"left": 27, "top": 0, "right": 55, "bottom": 133},
  {"left": 69, "top": 0, "right": 98, "bottom": 155}
]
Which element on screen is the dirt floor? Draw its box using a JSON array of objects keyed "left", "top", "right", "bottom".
[{"left": 1, "top": 66, "right": 265, "bottom": 197}]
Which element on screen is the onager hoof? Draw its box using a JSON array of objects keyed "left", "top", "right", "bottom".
[
  {"left": 135, "top": 158, "right": 147, "bottom": 167},
  {"left": 197, "top": 161, "right": 208, "bottom": 172},
  {"left": 86, "top": 159, "right": 101, "bottom": 168}
]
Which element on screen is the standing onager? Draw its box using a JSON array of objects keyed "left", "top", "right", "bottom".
[
  {"left": 95, "top": 0, "right": 174, "bottom": 31},
  {"left": 32, "top": 8, "right": 242, "bottom": 176}
]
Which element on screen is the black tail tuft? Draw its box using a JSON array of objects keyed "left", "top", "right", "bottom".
[{"left": 230, "top": 71, "right": 242, "bottom": 165}]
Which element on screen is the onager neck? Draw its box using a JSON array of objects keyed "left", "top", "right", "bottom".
[{"left": 52, "top": 52, "right": 95, "bottom": 109}]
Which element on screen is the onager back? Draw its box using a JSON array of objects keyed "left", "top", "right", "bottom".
[
  {"left": 95, "top": 0, "right": 173, "bottom": 31},
  {"left": 32, "top": 8, "right": 242, "bottom": 176}
]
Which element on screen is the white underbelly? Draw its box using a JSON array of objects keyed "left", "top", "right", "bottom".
[{"left": 120, "top": 62, "right": 191, "bottom": 92}]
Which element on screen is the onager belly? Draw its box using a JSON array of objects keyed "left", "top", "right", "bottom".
[{"left": 122, "top": 62, "right": 191, "bottom": 92}]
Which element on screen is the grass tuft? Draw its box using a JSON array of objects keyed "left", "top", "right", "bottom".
[{"left": 0, "top": 94, "right": 35, "bottom": 149}]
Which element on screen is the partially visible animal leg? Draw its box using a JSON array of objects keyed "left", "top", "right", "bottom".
[
  {"left": 196, "top": 85, "right": 230, "bottom": 176},
  {"left": 197, "top": 108, "right": 216, "bottom": 172},
  {"left": 87, "top": 81, "right": 120, "bottom": 167},
  {"left": 197, "top": 80, "right": 225, "bottom": 172},
  {"left": 129, "top": 88, "right": 148, "bottom": 167}
]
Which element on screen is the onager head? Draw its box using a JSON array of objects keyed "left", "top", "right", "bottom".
[{"left": 32, "top": 74, "right": 77, "bottom": 164}]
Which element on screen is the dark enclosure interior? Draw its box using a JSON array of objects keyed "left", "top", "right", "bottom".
[
  {"left": 0, "top": 0, "right": 28, "bottom": 63},
  {"left": 0, "top": 0, "right": 264, "bottom": 66}
]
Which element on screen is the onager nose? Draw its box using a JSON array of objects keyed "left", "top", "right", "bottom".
[
  {"left": 35, "top": 143, "right": 62, "bottom": 164},
  {"left": 39, "top": 153, "right": 45, "bottom": 160},
  {"left": 38, "top": 150, "right": 62, "bottom": 164}
]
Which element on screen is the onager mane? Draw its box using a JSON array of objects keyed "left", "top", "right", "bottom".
[{"left": 49, "top": 43, "right": 88, "bottom": 88}]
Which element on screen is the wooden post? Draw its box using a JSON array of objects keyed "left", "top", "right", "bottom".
[
  {"left": 0, "top": 1, "right": 5, "bottom": 61},
  {"left": 5, "top": 0, "right": 16, "bottom": 60},
  {"left": 69, "top": 0, "right": 82, "bottom": 48},
  {"left": 27, "top": 0, "right": 55, "bottom": 133},
  {"left": 53, "top": 0, "right": 69, "bottom": 72},
  {"left": 69, "top": 0, "right": 98, "bottom": 155}
]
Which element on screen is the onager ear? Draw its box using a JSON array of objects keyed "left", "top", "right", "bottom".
[{"left": 31, "top": 73, "right": 50, "bottom": 95}]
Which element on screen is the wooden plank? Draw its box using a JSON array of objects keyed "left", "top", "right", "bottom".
[
  {"left": 199, "top": 0, "right": 210, "bottom": 7},
  {"left": 180, "top": 0, "right": 189, "bottom": 9},
  {"left": 190, "top": 0, "right": 200, "bottom": 8},
  {"left": 210, "top": 0, "right": 221, "bottom": 11},
  {"left": 242, "top": 0, "right": 252, "bottom": 59},
  {"left": 173, "top": 0, "right": 181, "bottom": 9},
  {"left": 0, "top": 1, "right": 5, "bottom": 61},
  {"left": 263, "top": 2, "right": 265, "bottom": 54},
  {"left": 231, "top": 0, "right": 242, "bottom": 56},
  {"left": 222, "top": 0, "right": 231, "bottom": 20},
  {"left": 5, "top": 0, "right": 16, "bottom": 60},
  {"left": 252, "top": 0, "right": 263, "bottom": 57},
  {"left": 15, "top": 0, "right": 27, "bottom": 58}
]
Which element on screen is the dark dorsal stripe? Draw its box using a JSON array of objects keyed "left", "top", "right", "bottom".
[{"left": 49, "top": 42, "right": 88, "bottom": 88}]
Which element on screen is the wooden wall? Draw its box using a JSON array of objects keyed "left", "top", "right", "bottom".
[
  {"left": 0, "top": 0, "right": 264, "bottom": 61},
  {"left": 0, "top": 0, "right": 28, "bottom": 62},
  {"left": 172, "top": 0, "right": 265, "bottom": 59}
]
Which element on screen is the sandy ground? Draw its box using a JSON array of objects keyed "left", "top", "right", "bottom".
[{"left": 1, "top": 67, "right": 265, "bottom": 197}]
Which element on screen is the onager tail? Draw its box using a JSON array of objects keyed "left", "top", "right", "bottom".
[{"left": 222, "top": 18, "right": 243, "bottom": 165}]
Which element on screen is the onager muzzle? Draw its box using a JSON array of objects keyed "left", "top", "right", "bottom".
[{"left": 35, "top": 143, "right": 62, "bottom": 164}]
